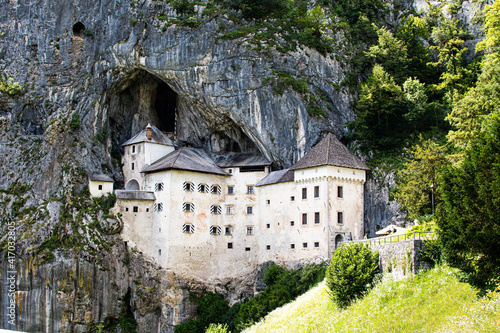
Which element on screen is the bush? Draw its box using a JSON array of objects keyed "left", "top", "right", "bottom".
[{"left": 326, "top": 243, "right": 379, "bottom": 308}]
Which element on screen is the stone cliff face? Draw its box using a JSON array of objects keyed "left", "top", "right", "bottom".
[{"left": 0, "top": 0, "right": 484, "bottom": 331}]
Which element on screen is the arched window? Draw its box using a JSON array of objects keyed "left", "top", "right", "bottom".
[{"left": 125, "top": 179, "right": 140, "bottom": 191}]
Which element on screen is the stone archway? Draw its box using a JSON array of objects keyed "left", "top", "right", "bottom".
[
  {"left": 335, "top": 234, "right": 344, "bottom": 249},
  {"left": 125, "top": 179, "right": 140, "bottom": 191}
]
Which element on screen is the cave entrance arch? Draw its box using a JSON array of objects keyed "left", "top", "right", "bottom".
[{"left": 108, "top": 70, "right": 178, "bottom": 155}]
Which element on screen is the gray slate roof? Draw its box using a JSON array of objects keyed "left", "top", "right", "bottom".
[
  {"left": 213, "top": 153, "right": 271, "bottom": 168},
  {"left": 122, "top": 125, "right": 174, "bottom": 147},
  {"left": 142, "top": 147, "right": 230, "bottom": 176},
  {"left": 290, "top": 133, "right": 369, "bottom": 171},
  {"left": 89, "top": 174, "right": 114, "bottom": 182},
  {"left": 115, "top": 190, "right": 156, "bottom": 201},
  {"left": 256, "top": 169, "right": 294, "bottom": 187}
]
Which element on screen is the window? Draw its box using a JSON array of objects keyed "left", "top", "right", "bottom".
[
  {"left": 210, "top": 205, "right": 222, "bottom": 214},
  {"left": 133, "top": 206, "right": 138, "bottom": 213},
  {"left": 266, "top": 224, "right": 270, "bottom": 229},
  {"left": 314, "top": 242, "right": 320, "bottom": 248},
  {"left": 183, "top": 182, "right": 194, "bottom": 191},
  {"left": 247, "top": 186, "right": 254, "bottom": 194},
  {"left": 225, "top": 226, "right": 232, "bottom": 235},
  {"left": 211, "top": 185, "right": 221, "bottom": 194},
  {"left": 228, "top": 242, "right": 233, "bottom": 249},
  {"left": 303, "top": 242, "right": 308, "bottom": 248},
  {"left": 198, "top": 184, "right": 208, "bottom": 193},
  {"left": 266, "top": 245, "right": 271, "bottom": 250},
  {"left": 315, "top": 212, "right": 320, "bottom": 224},
  {"left": 132, "top": 145, "right": 136, "bottom": 153},
  {"left": 158, "top": 249, "right": 161, "bottom": 255},
  {"left": 155, "top": 182, "right": 164, "bottom": 191},
  {"left": 98, "top": 185, "right": 103, "bottom": 190},
  {"left": 240, "top": 166, "right": 265, "bottom": 172},
  {"left": 125, "top": 207, "right": 129, "bottom": 212},
  {"left": 183, "top": 224, "right": 195, "bottom": 234},
  {"left": 226, "top": 205, "right": 234, "bottom": 215},
  {"left": 228, "top": 186, "right": 234, "bottom": 195},
  {"left": 131, "top": 163, "right": 134, "bottom": 170},
  {"left": 314, "top": 186, "right": 319, "bottom": 198},
  {"left": 338, "top": 212, "right": 343, "bottom": 224},
  {"left": 245, "top": 247, "right": 251, "bottom": 251},
  {"left": 302, "top": 213, "right": 307, "bottom": 225},
  {"left": 210, "top": 226, "right": 222, "bottom": 235},
  {"left": 247, "top": 206, "right": 253, "bottom": 215},
  {"left": 302, "top": 187, "right": 307, "bottom": 199},
  {"left": 290, "top": 196, "right": 295, "bottom": 202},
  {"left": 183, "top": 202, "right": 195, "bottom": 212},
  {"left": 146, "top": 208, "right": 149, "bottom": 212},
  {"left": 266, "top": 200, "right": 270, "bottom": 205},
  {"left": 229, "top": 169, "right": 233, "bottom": 173},
  {"left": 290, "top": 221, "right": 295, "bottom": 226},
  {"left": 246, "top": 226, "right": 254, "bottom": 235},
  {"left": 291, "top": 244, "right": 295, "bottom": 249},
  {"left": 338, "top": 186, "right": 343, "bottom": 198},
  {"left": 154, "top": 203, "right": 163, "bottom": 212}
]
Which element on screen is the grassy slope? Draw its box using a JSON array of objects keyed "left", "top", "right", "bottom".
[{"left": 243, "top": 266, "right": 500, "bottom": 333}]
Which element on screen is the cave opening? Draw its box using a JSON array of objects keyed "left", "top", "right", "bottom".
[
  {"left": 72, "top": 22, "right": 86, "bottom": 36},
  {"left": 155, "top": 81, "right": 177, "bottom": 133}
]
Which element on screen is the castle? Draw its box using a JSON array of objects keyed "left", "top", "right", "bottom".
[{"left": 94, "top": 125, "right": 369, "bottom": 280}]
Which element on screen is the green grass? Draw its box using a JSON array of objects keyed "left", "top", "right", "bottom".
[{"left": 242, "top": 266, "right": 500, "bottom": 333}]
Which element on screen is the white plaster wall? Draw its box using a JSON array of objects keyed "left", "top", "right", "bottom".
[
  {"left": 122, "top": 144, "right": 147, "bottom": 190},
  {"left": 144, "top": 142, "right": 174, "bottom": 165},
  {"left": 89, "top": 180, "right": 113, "bottom": 197}
]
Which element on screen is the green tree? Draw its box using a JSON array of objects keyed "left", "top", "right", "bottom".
[
  {"left": 394, "top": 138, "right": 448, "bottom": 218},
  {"left": 403, "top": 77, "right": 428, "bottom": 131},
  {"left": 349, "top": 64, "right": 408, "bottom": 151},
  {"left": 326, "top": 243, "right": 379, "bottom": 308},
  {"left": 437, "top": 114, "right": 500, "bottom": 291}
]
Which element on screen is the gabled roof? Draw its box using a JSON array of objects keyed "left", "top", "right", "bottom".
[
  {"left": 88, "top": 174, "right": 114, "bottom": 182},
  {"left": 256, "top": 169, "right": 294, "bottom": 187},
  {"left": 122, "top": 125, "right": 174, "bottom": 147},
  {"left": 213, "top": 153, "right": 271, "bottom": 168},
  {"left": 142, "top": 147, "right": 230, "bottom": 176},
  {"left": 290, "top": 133, "right": 369, "bottom": 171},
  {"left": 116, "top": 190, "right": 156, "bottom": 201}
]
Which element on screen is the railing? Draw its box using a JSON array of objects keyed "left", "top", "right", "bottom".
[{"left": 343, "top": 231, "right": 436, "bottom": 246}]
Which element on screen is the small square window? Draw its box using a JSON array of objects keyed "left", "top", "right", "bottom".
[
  {"left": 266, "top": 224, "right": 270, "bottom": 229},
  {"left": 225, "top": 226, "right": 232, "bottom": 235},
  {"left": 133, "top": 206, "right": 138, "bottom": 213},
  {"left": 247, "top": 206, "right": 253, "bottom": 214},
  {"left": 302, "top": 187, "right": 307, "bottom": 199},
  {"left": 266, "top": 199, "right": 270, "bottom": 205},
  {"left": 314, "top": 186, "right": 319, "bottom": 198},
  {"left": 338, "top": 186, "right": 343, "bottom": 198},
  {"left": 290, "top": 221, "right": 295, "bottom": 226},
  {"left": 199, "top": 184, "right": 206, "bottom": 192},
  {"left": 131, "top": 163, "right": 134, "bottom": 170},
  {"left": 247, "top": 186, "right": 254, "bottom": 194},
  {"left": 302, "top": 213, "right": 307, "bottom": 225},
  {"left": 183, "top": 182, "right": 194, "bottom": 192},
  {"left": 229, "top": 169, "right": 233, "bottom": 173},
  {"left": 228, "top": 186, "right": 234, "bottom": 194},
  {"left": 245, "top": 247, "right": 251, "bottom": 251},
  {"left": 228, "top": 242, "right": 233, "bottom": 249},
  {"left": 146, "top": 208, "right": 149, "bottom": 212},
  {"left": 125, "top": 207, "right": 129, "bottom": 212},
  {"left": 315, "top": 212, "right": 320, "bottom": 224},
  {"left": 246, "top": 227, "right": 254, "bottom": 235},
  {"left": 290, "top": 196, "right": 295, "bottom": 202},
  {"left": 266, "top": 245, "right": 271, "bottom": 250},
  {"left": 158, "top": 249, "right": 161, "bottom": 255},
  {"left": 211, "top": 185, "right": 221, "bottom": 194},
  {"left": 303, "top": 242, "right": 308, "bottom": 248},
  {"left": 338, "top": 212, "right": 344, "bottom": 224},
  {"left": 314, "top": 242, "right": 320, "bottom": 248},
  {"left": 291, "top": 244, "right": 295, "bottom": 249},
  {"left": 98, "top": 185, "right": 103, "bottom": 190},
  {"left": 226, "top": 206, "right": 234, "bottom": 215}
]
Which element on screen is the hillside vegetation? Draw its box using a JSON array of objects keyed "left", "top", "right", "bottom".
[{"left": 242, "top": 266, "right": 500, "bottom": 333}]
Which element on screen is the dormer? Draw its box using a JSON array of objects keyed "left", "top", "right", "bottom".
[{"left": 121, "top": 124, "right": 175, "bottom": 190}]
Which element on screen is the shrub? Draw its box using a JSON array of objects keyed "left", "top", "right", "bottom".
[{"left": 326, "top": 243, "right": 379, "bottom": 308}]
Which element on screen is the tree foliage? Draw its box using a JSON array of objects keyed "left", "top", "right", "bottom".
[
  {"left": 394, "top": 138, "right": 448, "bottom": 218},
  {"left": 437, "top": 114, "right": 500, "bottom": 291},
  {"left": 326, "top": 243, "right": 379, "bottom": 308}
]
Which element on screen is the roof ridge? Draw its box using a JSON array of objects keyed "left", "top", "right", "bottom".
[{"left": 170, "top": 147, "right": 183, "bottom": 168}]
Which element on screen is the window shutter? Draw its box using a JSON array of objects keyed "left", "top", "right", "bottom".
[{"left": 217, "top": 185, "right": 221, "bottom": 194}]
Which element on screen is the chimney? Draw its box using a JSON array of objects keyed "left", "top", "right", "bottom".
[{"left": 146, "top": 123, "right": 152, "bottom": 140}]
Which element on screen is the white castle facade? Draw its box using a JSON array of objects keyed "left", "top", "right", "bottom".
[{"left": 99, "top": 125, "right": 368, "bottom": 281}]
